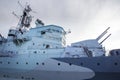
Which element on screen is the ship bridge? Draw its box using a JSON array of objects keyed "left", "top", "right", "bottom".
[{"left": 25, "top": 24, "right": 66, "bottom": 49}]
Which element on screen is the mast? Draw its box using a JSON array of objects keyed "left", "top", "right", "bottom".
[
  {"left": 17, "top": 3, "right": 32, "bottom": 30},
  {"left": 7, "top": 2, "right": 33, "bottom": 41}
]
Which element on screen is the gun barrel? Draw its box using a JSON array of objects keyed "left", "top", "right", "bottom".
[
  {"left": 96, "top": 27, "right": 110, "bottom": 41},
  {"left": 99, "top": 34, "right": 111, "bottom": 45},
  {"left": 105, "top": 27, "right": 110, "bottom": 31}
]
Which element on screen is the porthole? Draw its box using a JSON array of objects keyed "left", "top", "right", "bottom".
[
  {"left": 34, "top": 51, "right": 37, "bottom": 54},
  {"left": 80, "top": 62, "right": 83, "bottom": 66},
  {"left": 3, "top": 75, "right": 6, "bottom": 77},
  {"left": 16, "top": 62, "right": 19, "bottom": 64},
  {"left": 21, "top": 76, "right": 24, "bottom": 79},
  {"left": 69, "top": 63, "right": 72, "bottom": 66},
  {"left": 33, "top": 43, "right": 35, "bottom": 45},
  {"left": 26, "top": 62, "right": 28, "bottom": 64},
  {"left": 36, "top": 62, "right": 39, "bottom": 65},
  {"left": 46, "top": 45, "right": 50, "bottom": 48},
  {"left": 43, "top": 51, "right": 45, "bottom": 53},
  {"left": 58, "top": 63, "right": 60, "bottom": 66},
  {"left": 97, "top": 63, "right": 100, "bottom": 66},
  {"left": 3, "top": 75, "right": 9, "bottom": 78},
  {"left": 0, "top": 61, "right": 2, "bottom": 64},
  {"left": 32, "top": 77, "right": 35, "bottom": 80},
  {"left": 42, "top": 62, "right": 45, "bottom": 65},
  {"left": 8, "top": 62, "right": 10, "bottom": 64},
  {"left": 114, "top": 62, "right": 118, "bottom": 66},
  {"left": 116, "top": 51, "right": 119, "bottom": 55}
]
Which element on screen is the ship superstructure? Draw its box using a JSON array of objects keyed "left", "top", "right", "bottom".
[
  {"left": 0, "top": 4, "right": 66, "bottom": 58},
  {"left": 0, "top": 3, "right": 120, "bottom": 80}
]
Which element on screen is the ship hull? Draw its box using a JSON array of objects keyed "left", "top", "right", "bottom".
[
  {"left": 0, "top": 55, "right": 120, "bottom": 80},
  {"left": 54, "top": 56, "right": 120, "bottom": 80},
  {"left": 0, "top": 54, "right": 94, "bottom": 80}
]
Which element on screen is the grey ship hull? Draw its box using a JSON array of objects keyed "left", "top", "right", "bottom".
[
  {"left": 0, "top": 55, "right": 120, "bottom": 80},
  {"left": 54, "top": 56, "right": 120, "bottom": 80}
]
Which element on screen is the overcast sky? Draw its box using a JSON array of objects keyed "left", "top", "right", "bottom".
[{"left": 0, "top": 0, "right": 120, "bottom": 50}]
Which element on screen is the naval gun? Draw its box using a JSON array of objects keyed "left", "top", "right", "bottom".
[
  {"left": 96, "top": 27, "right": 111, "bottom": 45},
  {"left": 69, "top": 27, "right": 111, "bottom": 57}
]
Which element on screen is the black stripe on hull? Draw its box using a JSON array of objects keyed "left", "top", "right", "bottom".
[{"left": 87, "top": 72, "right": 120, "bottom": 80}]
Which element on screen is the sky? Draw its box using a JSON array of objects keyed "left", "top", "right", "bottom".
[{"left": 0, "top": 0, "right": 120, "bottom": 50}]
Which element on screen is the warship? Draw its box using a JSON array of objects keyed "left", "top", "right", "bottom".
[{"left": 0, "top": 3, "right": 120, "bottom": 80}]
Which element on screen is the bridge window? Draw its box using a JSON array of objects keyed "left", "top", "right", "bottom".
[{"left": 41, "top": 31, "right": 46, "bottom": 35}]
